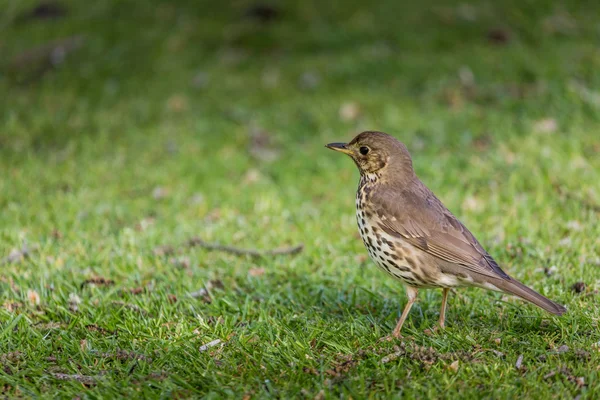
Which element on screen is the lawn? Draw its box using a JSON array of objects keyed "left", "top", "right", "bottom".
[{"left": 1, "top": 0, "right": 599, "bottom": 398}]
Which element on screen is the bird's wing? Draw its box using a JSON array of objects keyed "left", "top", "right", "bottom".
[{"left": 373, "top": 184, "right": 510, "bottom": 280}]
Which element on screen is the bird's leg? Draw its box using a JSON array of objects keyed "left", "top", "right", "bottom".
[
  {"left": 392, "top": 287, "right": 418, "bottom": 338},
  {"left": 437, "top": 288, "right": 449, "bottom": 330}
]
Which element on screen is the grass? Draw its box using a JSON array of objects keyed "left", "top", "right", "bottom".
[{"left": 1, "top": 0, "right": 599, "bottom": 398}]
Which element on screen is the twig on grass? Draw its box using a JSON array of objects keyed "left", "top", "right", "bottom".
[
  {"left": 80, "top": 276, "right": 115, "bottom": 289},
  {"left": 51, "top": 373, "right": 98, "bottom": 386},
  {"left": 187, "top": 237, "right": 303, "bottom": 258},
  {"left": 199, "top": 339, "right": 222, "bottom": 352}
]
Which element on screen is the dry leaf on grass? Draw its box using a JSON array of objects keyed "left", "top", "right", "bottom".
[
  {"left": 339, "top": 102, "right": 361, "bottom": 122},
  {"left": 448, "top": 360, "right": 459, "bottom": 373},
  {"left": 27, "top": 289, "right": 40, "bottom": 306},
  {"left": 249, "top": 267, "right": 266, "bottom": 277},
  {"left": 35, "top": 321, "right": 64, "bottom": 330},
  {"left": 68, "top": 293, "right": 81, "bottom": 312}
]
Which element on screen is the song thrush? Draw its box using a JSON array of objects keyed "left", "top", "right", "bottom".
[{"left": 326, "top": 131, "right": 566, "bottom": 337}]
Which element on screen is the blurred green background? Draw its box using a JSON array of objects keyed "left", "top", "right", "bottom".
[{"left": 1, "top": 0, "right": 599, "bottom": 398}]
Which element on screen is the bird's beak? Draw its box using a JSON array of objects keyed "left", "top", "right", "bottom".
[{"left": 325, "top": 142, "right": 352, "bottom": 155}]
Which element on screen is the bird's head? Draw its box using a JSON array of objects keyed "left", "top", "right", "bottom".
[{"left": 326, "top": 131, "right": 415, "bottom": 178}]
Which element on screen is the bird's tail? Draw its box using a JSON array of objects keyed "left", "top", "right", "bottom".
[{"left": 495, "top": 278, "right": 567, "bottom": 316}]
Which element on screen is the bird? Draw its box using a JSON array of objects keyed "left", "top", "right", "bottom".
[{"left": 326, "top": 131, "right": 566, "bottom": 337}]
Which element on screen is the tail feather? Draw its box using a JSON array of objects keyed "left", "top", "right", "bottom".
[{"left": 496, "top": 278, "right": 567, "bottom": 316}]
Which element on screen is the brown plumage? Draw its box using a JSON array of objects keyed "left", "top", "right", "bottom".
[{"left": 326, "top": 131, "right": 566, "bottom": 337}]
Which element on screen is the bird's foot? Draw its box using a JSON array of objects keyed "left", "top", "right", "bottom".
[
  {"left": 380, "top": 334, "right": 402, "bottom": 342},
  {"left": 424, "top": 325, "right": 445, "bottom": 336}
]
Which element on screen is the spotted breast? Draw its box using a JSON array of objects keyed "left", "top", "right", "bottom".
[
  {"left": 328, "top": 130, "right": 566, "bottom": 337},
  {"left": 355, "top": 175, "right": 442, "bottom": 288}
]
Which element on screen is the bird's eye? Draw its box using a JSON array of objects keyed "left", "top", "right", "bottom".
[{"left": 359, "top": 146, "right": 369, "bottom": 155}]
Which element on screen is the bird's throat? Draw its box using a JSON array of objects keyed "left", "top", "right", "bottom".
[{"left": 360, "top": 172, "right": 381, "bottom": 185}]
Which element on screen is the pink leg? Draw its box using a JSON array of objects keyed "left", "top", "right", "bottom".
[
  {"left": 392, "top": 286, "right": 418, "bottom": 337},
  {"left": 438, "top": 288, "right": 449, "bottom": 329}
]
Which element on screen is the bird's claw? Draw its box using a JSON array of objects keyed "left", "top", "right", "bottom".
[{"left": 380, "top": 334, "right": 402, "bottom": 342}]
